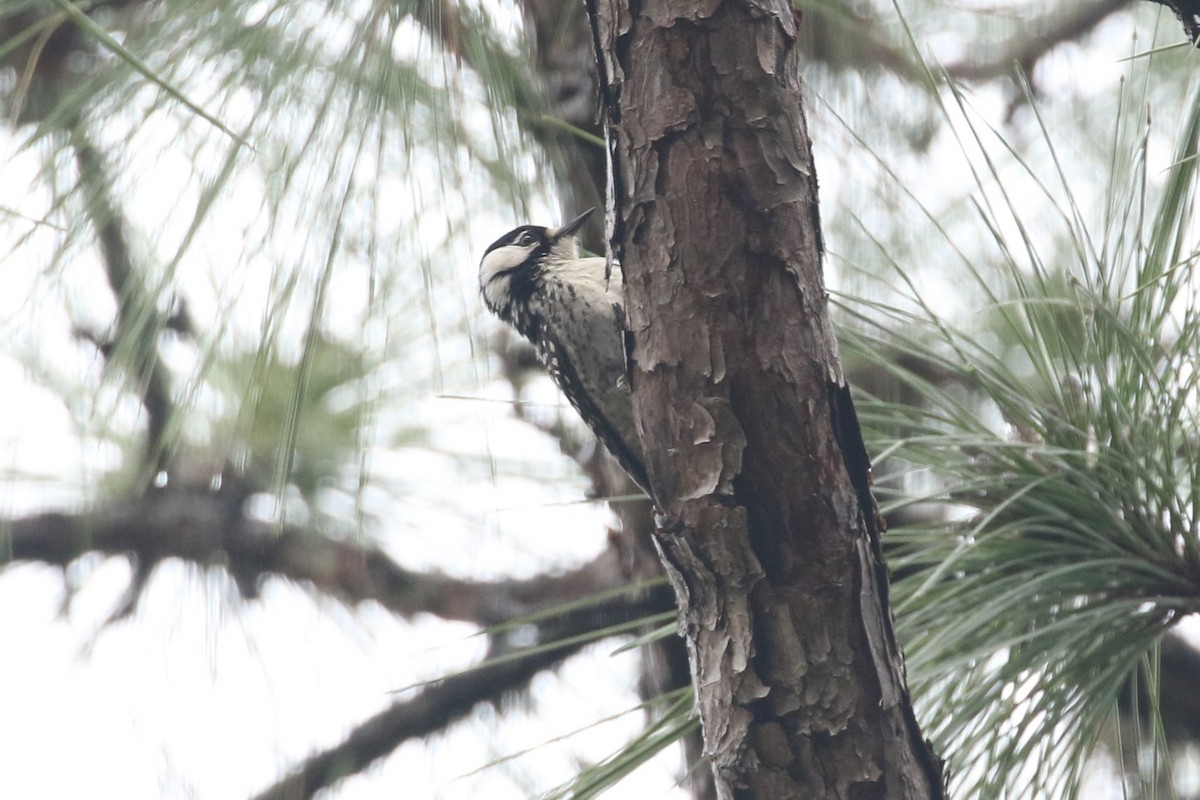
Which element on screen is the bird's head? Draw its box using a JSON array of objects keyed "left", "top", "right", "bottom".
[{"left": 479, "top": 208, "right": 594, "bottom": 319}]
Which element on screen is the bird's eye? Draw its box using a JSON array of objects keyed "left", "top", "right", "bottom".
[{"left": 516, "top": 233, "right": 533, "bottom": 247}]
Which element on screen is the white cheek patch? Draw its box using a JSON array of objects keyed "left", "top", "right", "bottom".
[{"left": 480, "top": 244, "right": 534, "bottom": 283}]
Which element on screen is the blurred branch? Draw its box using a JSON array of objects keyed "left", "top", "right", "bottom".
[
  {"left": 944, "top": 0, "right": 1134, "bottom": 82},
  {"left": 245, "top": 537, "right": 673, "bottom": 800},
  {"left": 250, "top": 634, "right": 590, "bottom": 800},
  {"left": 805, "top": 0, "right": 1137, "bottom": 86},
  {"left": 71, "top": 123, "right": 176, "bottom": 478},
  {"left": 3, "top": 486, "right": 662, "bottom": 626},
  {"left": 517, "top": 0, "right": 606, "bottom": 231},
  {"left": 1119, "top": 632, "right": 1200, "bottom": 745}
]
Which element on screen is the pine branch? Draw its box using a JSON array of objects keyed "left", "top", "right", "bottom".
[
  {"left": 71, "top": 123, "right": 177, "bottom": 478},
  {"left": 2, "top": 487, "right": 653, "bottom": 626},
  {"left": 945, "top": 0, "right": 1135, "bottom": 82},
  {"left": 248, "top": 636, "right": 585, "bottom": 800},
  {"left": 248, "top": 596, "right": 674, "bottom": 800}
]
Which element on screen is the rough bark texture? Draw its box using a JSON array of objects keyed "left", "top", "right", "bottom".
[{"left": 587, "top": 1, "right": 946, "bottom": 797}]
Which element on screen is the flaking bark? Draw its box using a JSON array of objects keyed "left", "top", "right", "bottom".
[{"left": 586, "top": 0, "right": 947, "bottom": 797}]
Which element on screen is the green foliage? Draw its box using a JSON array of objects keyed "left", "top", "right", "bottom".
[
  {"left": 840, "top": 56, "right": 1200, "bottom": 800},
  {"left": 211, "top": 335, "right": 371, "bottom": 501}
]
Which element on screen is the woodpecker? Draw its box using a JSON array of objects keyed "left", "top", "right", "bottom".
[{"left": 479, "top": 208, "right": 649, "bottom": 494}]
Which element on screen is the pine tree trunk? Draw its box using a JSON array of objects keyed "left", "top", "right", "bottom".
[{"left": 587, "top": 1, "right": 947, "bottom": 797}]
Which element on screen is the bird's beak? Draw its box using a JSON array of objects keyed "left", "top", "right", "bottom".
[{"left": 550, "top": 207, "right": 595, "bottom": 240}]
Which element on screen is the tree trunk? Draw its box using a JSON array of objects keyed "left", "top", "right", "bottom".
[
  {"left": 587, "top": 1, "right": 946, "bottom": 798},
  {"left": 517, "top": 4, "right": 716, "bottom": 795}
]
